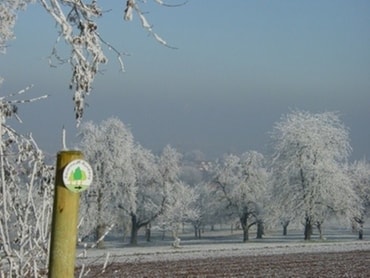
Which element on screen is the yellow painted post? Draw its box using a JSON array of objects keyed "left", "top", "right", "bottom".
[{"left": 48, "top": 150, "right": 83, "bottom": 278}]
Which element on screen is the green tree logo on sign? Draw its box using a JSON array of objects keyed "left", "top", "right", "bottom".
[{"left": 63, "top": 160, "right": 93, "bottom": 193}]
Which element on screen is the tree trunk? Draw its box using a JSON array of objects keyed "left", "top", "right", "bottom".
[
  {"left": 96, "top": 224, "right": 106, "bottom": 249},
  {"left": 317, "top": 222, "right": 324, "bottom": 240},
  {"left": 256, "top": 220, "right": 264, "bottom": 239},
  {"left": 96, "top": 188, "right": 105, "bottom": 248},
  {"left": 359, "top": 222, "right": 364, "bottom": 240},
  {"left": 161, "top": 229, "right": 166, "bottom": 240},
  {"left": 130, "top": 214, "right": 139, "bottom": 245},
  {"left": 145, "top": 223, "right": 151, "bottom": 242},
  {"left": 172, "top": 229, "right": 181, "bottom": 248},
  {"left": 240, "top": 213, "right": 249, "bottom": 242},
  {"left": 282, "top": 220, "right": 290, "bottom": 236},
  {"left": 304, "top": 217, "right": 313, "bottom": 240},
  {"left": 194, "top": 225, "right": 201, "bottom": 239}
]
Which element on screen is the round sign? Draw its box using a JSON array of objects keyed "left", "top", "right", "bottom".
[{"left": 63, "top": 159, "right": 93, "bottom": 193}]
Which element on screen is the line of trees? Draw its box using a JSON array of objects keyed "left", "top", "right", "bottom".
[
  {"left": 77, "top": 111, "right": 370, "bottom": 246},
  {"left": 1, "top": 108, "right": 369, "bottom": 276},
  {"left": 78, "top": 118, "right": 199, "bottom": 247}
]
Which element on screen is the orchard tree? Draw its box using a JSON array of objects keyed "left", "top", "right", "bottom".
[
  {"left": 191, "top": 182, "right": 221, "bottom": 239},
  {"left": 212, "top": 151, "right": 268, "bottom": 242},
  {"left": 349, "top": 159, "right": 370, "bottom": 239},
  {"left": 155, "top": 181, "right": 199, "bottom": 247},
  {"left": 122, "top": 144, "right": 158, "bottom": 245},
  {"left": 269, "top": 110, "right": 360, "bottom": 240},
  {"left": 118, "top": 144, "right": 183, "bottom": 245},
  {"left": 78, "top": 117, "right": 136, "bottom": 247}
]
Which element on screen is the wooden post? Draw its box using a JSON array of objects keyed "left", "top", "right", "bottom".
[{"left": 48, "top": 150, "right": 83, "bottom": 278}]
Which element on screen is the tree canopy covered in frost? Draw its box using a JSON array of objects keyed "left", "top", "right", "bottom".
[
  {"left": 1, "top": 0, "right": 182, "bottom": 125},
  {"left": 78, "top": 117, "right": 136, "bottom": 246},
  {"left": 78, "top": 118, "right": 192, "bottom": 246},
  {"left": 269, "top": 110, "right": 361, "bottom": 240},
  {"left": 212, "top": 151, "right": 268, "bottom": 242},
  {"left": 131, "top": 145, "right": 184, "bottom": 244},
  {"left": 348, "top": 159, "right": 370, "bottom": 239},
  {"left": 155, "top": 180, "right": 199, "bottom": 245},
  {"left": 125, "top": 144, "right": 161, "bottom": 245}
]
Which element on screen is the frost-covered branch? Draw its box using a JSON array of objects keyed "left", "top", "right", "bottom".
[
  {"left": 2, "top": 0, "right": 183, "bottom": 125},
  {"left": 36, "top": 0, "right": 181, "bottom": 126},
  {"left": 0, "top": 0, "right": 35, "bottom": 53},
  {"left": 0, "top": 82, "right": 53, "bottom": 276}
]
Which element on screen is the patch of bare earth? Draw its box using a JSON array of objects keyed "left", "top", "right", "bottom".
[{"left": 77, "top": 250, "right": 370, "bottom": 277}]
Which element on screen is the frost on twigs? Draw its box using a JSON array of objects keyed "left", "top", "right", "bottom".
[
  {"left": 124, "top": 0, "right": 186, "bottom": 49},
  {"left": 39, "top": 0, "right": 183, "bottom": 127},
  {"left": 0, "top": 0, "right": 35, "bottom": 54},
  {"left": 0, "top": 82, "right": 54, "bottom": 277},
  {"left": 39, "top": 0, "right": 115, "bottom": 126}
]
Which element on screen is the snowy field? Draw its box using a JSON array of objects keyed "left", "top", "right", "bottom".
[
  {"left": 74, "top": 226, "right": 370, "bottom": 277},
  {"left": 76, "top": 225, "right": 370, "bottom": 266}
]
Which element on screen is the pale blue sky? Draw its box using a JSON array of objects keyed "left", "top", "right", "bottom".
[{"left": 1, "top": 0, "right": 370, "bottom": 160}]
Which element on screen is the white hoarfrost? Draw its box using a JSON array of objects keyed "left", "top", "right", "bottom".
[
  {"left": 212, "top": 151, "right": 269, "bottom": 242},
  {"left": 269, "top": 110, "right": 361, "bottom": 240},
  {"left": 0, "top": 0, "right": 35, "bottom": 53},
  {"left": 155, "top": 181, "right": 199, "bottom": 247},
  {"left": 1, "top": 0, "right": 182, "bottom": 125},
  {"left": 349, "top": 159, "right": 370, "bottom": 239},
  {"left": 0, "top": 84, "right": 53, "bottom": 277},
  {"left": 78, "top": 117, "right": 136, "bottom": 246},
  {"left": 78, "top": 119, "right": 196, "bottom": 248}
]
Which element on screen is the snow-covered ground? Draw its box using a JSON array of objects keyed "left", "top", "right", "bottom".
[{"left": 76, "top": 226, "right": 370, "bottom": 267}]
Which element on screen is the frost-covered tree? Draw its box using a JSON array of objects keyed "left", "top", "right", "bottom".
[
  {"left": 0, "top": 84, "right": 53, "bottom": 277},
  {"left": 269, "top": 110, "right": 360, "bottom": 240},
  {"left": 191, "top": 182, "right": 220, "bottom": 239},
  {"left": 123, "top": 144, "right": 158, "bottom": 245},
  {"left": 2, "top": 0, "right": 182, "bottom": 125},
  {"left": 119, "top": 145, "right": 183, "bottom": 245},
  {"left": 155, "top": 181, "right": 199, "bottom": 247},
  {"left": 349, "top": 159, "right": 370, "bottom": 239},
  {"left": 78, "top": 117, "right": 136, "bottom": 247},
  {"left": 212, "top": 151, "right": 268, "bottom": 242}
]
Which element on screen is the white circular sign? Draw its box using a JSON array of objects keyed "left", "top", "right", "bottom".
[{"left": 63, "top": 159, "right": 93, "bottom": 193}]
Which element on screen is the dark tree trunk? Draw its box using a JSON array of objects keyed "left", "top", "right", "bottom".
[
  {"left": 145, "top": 223, "right": 151, "bottom": 242},
  {"left": 161, "top": 229, "right": 166, "bottom": 240},
  {"left": 130, "top": 214, "right": 139, "bottom": 245},
  {"left": 240, "top": 213, "right": 249, "bottom": 242},
  {"left": 317, "top": 222, "right": 324, "bottom": 240},
  {"left": 256, "top": 220, "right": 264, "bottom": 239},
  {"left": 194, "top": 226, "right": 202, "bottom": 239},
  {"left": 359, "top": 222, "right": 364, "bottom": 240},
  {"left": 304, "top": 217, "right": 313, "bottom": 240},
  {"left": 359, "top": 229, "right": 364, "bottom": 240},
  {"left": 282, "top": 220, "right": 290, "bottom": 236}
]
